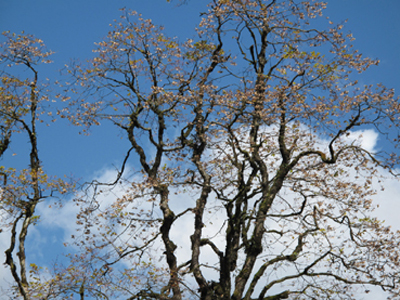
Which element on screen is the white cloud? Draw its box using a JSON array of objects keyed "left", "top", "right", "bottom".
[
  {"left": 372, "top": 170, "right": 400, "bottom": 230},
  {"left": 1, "top": 127, "right": 399, "bottom": 299},
  {"left": 344, "top": 129, "right": 379, "bottom": 153},
  {"left": 0, "top": 230, "right": 13, "bottom": 298}
]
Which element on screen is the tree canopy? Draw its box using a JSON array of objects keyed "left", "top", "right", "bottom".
[{"left": 1, "top": 1, "right": 400, "bottom": 299}]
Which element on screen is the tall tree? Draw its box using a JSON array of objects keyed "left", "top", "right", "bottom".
[{"left": 10, "top": 0, "right": 400, "bottom": 299}]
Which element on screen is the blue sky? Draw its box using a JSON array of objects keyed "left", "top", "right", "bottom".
[
  {"left": 1, "top": 1, "right": 400, "bottom": 299},
  {"left": 1, "top": 0, "right": 399, "bottom": 178},
  {"left": 0, "top": 0, "right": 208, "bottom": 178}
]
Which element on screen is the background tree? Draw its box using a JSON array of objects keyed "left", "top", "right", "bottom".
[{"left": 0, "top": 32, "right": 72, "bottom": 299}]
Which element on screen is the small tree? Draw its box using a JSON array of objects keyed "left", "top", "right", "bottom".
[
  {"left": 15, "top": 1, "right": 400, "bottom": 299},
  {"left": 0, "top": 32, "right": 71, "bottom": 299}
]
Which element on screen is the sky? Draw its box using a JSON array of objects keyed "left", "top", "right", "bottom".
[
  {"left": 0, "top": 1, "right": 400, "bottom": 299},
  {"left": 0, "top": 0, "right": 399, "bottom": 178}
]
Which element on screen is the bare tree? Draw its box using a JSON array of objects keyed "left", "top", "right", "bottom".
[
  {"left": 5, "top": 1, "right": 400, "bottom": 299},
  {"left": 0, "top": 32, "right": 72, "bottom": 300}
]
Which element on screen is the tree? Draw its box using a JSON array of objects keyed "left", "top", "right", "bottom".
[
  {"left": 3, "top": 0, "right": 400, "bottom": 299},
  {"left": 0, "top": 32, "right": 72, "bottom": 299},
  {"left": 61, "top": 1, "right": 400, "bottom": 299}
]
